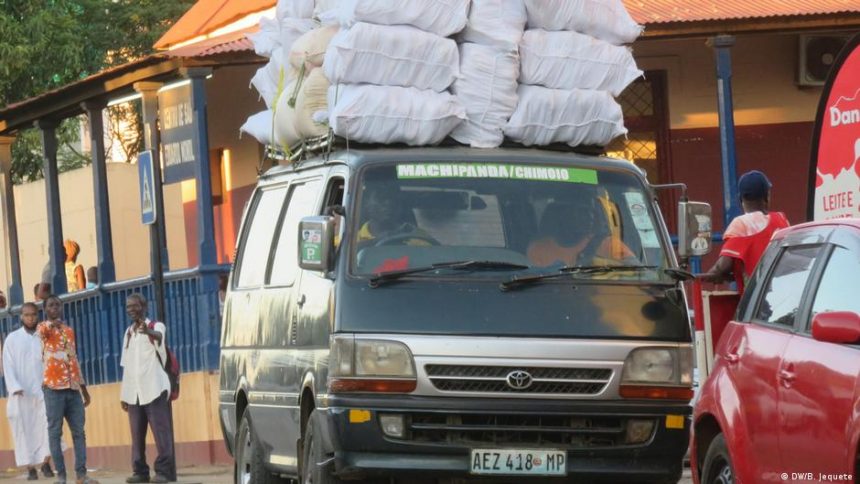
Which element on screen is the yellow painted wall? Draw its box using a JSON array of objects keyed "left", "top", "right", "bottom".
[
  {"left": 634, "top": 32, "right": 825, "bottom": 129},
  {"left": 0, "top": 372, "right": 222, "bottom": 452},
  {"left": 0, "top": 164, "right": 189, "bottom": 298}
]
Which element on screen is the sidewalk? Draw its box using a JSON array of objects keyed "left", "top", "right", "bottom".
[{"left": 1, "top": 466, "right": 232, "bottom": 483}]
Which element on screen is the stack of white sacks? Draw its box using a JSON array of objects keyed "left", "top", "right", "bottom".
[
  {"left": 321, "top": 0, "right": 469, "bottom": 145},
  {"left": 241, "top": 0, "right": 338, "bottom": 147},
  {"left": 505, "top": 0, "right": 643, "bottom": 147},
  {"left": 242, "top": 0, "right": 644, "bottom": 151}
]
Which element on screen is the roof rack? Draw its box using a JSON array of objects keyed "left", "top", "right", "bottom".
[{"left": 261, "top": 129, "right": 610, "bottom": 170}]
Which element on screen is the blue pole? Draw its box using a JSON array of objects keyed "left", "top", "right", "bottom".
[
  {"left": 37, "top": 120, "right": 68, "bottom": 295},
  {"left": 182, "top": 67, "right": 220, "bottom": 369},
  {"left": 712, "top": 35, "right": 742, "bottom": 228},
  {"left": 0, "top": 136, "right": 24, "bottom": 305},
  {"left": 82, "top": 101, "right": 117, "bottom": 284}
]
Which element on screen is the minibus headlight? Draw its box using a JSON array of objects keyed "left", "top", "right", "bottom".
[
  {"left": 329, "top": 336, "right": 417, "bottom": 393},
  {"left": 355, "top": 340, "right": 415, "bottom": 377},
  {"left": 622, "top": 348, "right": 676, "bottom": 384},
  {"left": 619, "top": 347, "right": 694, "bottom": 401}
]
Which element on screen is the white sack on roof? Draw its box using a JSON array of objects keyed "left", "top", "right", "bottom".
[
  {"left": 523, "top": 0, "right": 643, "bottom": 45},
  {"left": 504, "top": 85, "right": 627, "bottom": 147},
  {"left": 314, "top": 0, "right": 339, "bottom": 17},
  {"left": 241, "top": 110, "right": 275, "bottom": 145},
  {"left": 277, "top": 0, "right": 314, "bottom": 21},
  {"left": 248, "top": 16, "right": 281, "bottom": 58},
  {"left": 250, "top": 49, "right": 286, "bottom": 108},
  {"left": 279, "top": 18, "right": 318, "bottom": 60},
  {"left": 460, "top": 0, "right": 527, "bottom": 51},
  {"left": 328, "top": 84, "right": 466, "bottom": 146},
  {"left": 288, "top": 25, "right": 339, "bottom": 70},
  {"left": 519, "top": 29, "right": 642, "bottom": 96},
  {"left": 274, "top": 79, "right": 303, "bottom": 148},
  {"left": 450, "top": 44, "right": 519, "bottom": 148},
  {"left": 324, "top": 23, "right": 459, "bottom": 92},
  {"left": 295, "top": 68, "right": 331, "bottom": 138},
  {"left": 322, "top": 0, "right": 470, "bottom": 37}
]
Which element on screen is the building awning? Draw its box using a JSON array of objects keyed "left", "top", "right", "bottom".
[
  {"left": 155, "top": 0, "right": 273, "bottom": 49},
  {"left": 0, "top": 32, "right": 263, "bottom": 135}
]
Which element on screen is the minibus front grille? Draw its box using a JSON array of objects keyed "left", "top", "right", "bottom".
[
  {"left": 425, "top": 365, "right": 612, "bottom": 395},
  {"left": 404, "top": 413, "right": 643, "bottom": 448}
]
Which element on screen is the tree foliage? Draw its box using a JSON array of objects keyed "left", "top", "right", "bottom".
[{"left": 0, "top": 0, "right": 194, "bottom": 182}]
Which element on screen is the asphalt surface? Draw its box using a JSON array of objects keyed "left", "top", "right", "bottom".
[{"left": 2, "top": 467, "right": 693, "bottom": 483}]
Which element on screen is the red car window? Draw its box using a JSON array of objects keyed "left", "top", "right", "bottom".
[{"left": 754, "top": 246, "right": 821, "bottom": 328}]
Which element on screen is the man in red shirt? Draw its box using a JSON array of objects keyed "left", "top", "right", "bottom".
[{"left": 700, "top": 170, "right": 790, "bottom": 286}]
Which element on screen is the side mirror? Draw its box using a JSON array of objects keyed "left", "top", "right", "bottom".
[
  {"left": 812, "top": 311, "right": 860, "bottom": 345},
  {"left": 678, "top": 201, "right": 713, "bottom": 258},
  {"left": 298, "top": 216, "right": 335, "bottom": 272}
]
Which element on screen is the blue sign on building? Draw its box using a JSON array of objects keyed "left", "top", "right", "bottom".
[
  {"left": 138, "top": 150, "right": 157, "bottom": 225},
  {"left": 159, "top": 83, "right": 197, "bottom": 184}
]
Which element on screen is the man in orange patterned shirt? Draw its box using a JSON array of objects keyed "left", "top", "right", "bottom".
[{"left": 37, "top": 295, "right": 99, "bottom": 484}]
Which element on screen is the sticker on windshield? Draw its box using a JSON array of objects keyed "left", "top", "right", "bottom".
[
  {"left": 623, "top": 192, "right": 661, "bottom": 248},
  {"left": 396, "top": 163, "right": 598, "bottom": 185}
]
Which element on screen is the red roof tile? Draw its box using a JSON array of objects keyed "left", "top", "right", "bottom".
[{"left": 626, "top": 0, "right": 860, "bottom": 24}]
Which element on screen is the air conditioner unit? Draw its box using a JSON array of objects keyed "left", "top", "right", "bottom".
[{"left": 798, "top": 34, "right": 851, "bottom": 86}]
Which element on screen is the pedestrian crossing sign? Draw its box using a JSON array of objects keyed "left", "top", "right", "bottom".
[{"left": 138, "top": 151, "right": 157, "bottom": 225}]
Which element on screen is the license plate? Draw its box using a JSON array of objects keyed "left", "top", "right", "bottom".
[{"left": 470, "top": 449, "right": 567, "bottom": 476}]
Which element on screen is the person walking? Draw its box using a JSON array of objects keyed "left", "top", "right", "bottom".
[
  {"left": 3, "top": 302, "right": 55, "bottom": 480},
  {"left": 37, "top": 295, "right": 98, "bottom": 484},
  {"left": 120, "top": 294, "right": 176, "bottom": 483}
]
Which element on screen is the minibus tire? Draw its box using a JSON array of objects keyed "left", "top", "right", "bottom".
[
  {"left": 701, "top": 433, "right": 734, "bottom": 484},
  {"left": 302, "top": 415, "right": 344, "bottom": 484},
  {"left": 235, "top": 411, "right": 288, "bottom": 484}
]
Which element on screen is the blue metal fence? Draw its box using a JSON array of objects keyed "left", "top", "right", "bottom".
[{"left": 0, "top": 266, "right": 229, "bottom": 398}]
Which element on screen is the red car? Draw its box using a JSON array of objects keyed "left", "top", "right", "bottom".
[{"left": 692, "top": 218, "right": 860, "bottom": 484}]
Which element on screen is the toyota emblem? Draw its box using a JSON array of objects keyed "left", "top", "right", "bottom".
[{"left": 506, "top": 370, "right": 533, "bottom": 390}]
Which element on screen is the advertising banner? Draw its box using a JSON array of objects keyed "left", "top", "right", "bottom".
[{"left": 809, "top": 34, "right": 860, "bottom": 221}]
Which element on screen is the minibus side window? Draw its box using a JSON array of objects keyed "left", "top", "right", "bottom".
[
  {"left": 269, "top": 180, "right": 322, "bottom": 286},
  {"left": 235, "top": 187, "right": 288, "bottom": 288}
]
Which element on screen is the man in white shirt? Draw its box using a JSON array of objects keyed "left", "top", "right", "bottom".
[
  {"left": 3, "top": 302, "right": 55, "bottom": 480},
  {"left": 120, "top": 294, "right": 176, "bottom": 483}
]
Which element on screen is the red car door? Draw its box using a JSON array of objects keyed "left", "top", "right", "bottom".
[
  {"left": 727, "top": 244, "right": 823, "bottom": 479},
  {"left": 736, "top": 246, "right": 819, "bottom": 481},
  {"left": 778, "top": 232, "right": 860, "bottom": 475}
]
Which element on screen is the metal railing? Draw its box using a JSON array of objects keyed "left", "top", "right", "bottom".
[{"left": 0, "top": 265, "right": 229, "bottom": 398}]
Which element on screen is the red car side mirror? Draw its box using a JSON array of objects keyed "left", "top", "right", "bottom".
[{"left": 812, "top": 311, "right": 860, "bottom": 345}]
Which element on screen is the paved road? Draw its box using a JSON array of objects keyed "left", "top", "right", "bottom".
[{"left": 2, "top": 466, "right": 693, "bottom": 483}]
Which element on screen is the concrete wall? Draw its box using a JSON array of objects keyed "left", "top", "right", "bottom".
[
  {"left": 634, "top": 32, "right": 823, "bottom": 130},
  {"left": 633, "top": 31, "right": 831, "bottom": 232}
]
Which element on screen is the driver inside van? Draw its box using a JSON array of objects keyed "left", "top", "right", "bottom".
[
  {"left": 527, "top": 197, "right": 635, "bottom": 268},
  {"left": 357, "top": 183, "right": 437, "bottom": 247}
]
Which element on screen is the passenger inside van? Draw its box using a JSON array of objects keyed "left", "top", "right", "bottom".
[
  {"left": 356, "top": 183, "right": 438, "bottom": 248},
  {"left": 526, "top": 196, "right": 636, "bottom": 267}
]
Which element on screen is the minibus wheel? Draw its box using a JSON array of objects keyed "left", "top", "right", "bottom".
[
  {"left": 301, "top": 412, "right": 343, "bottom": 484},
  {"left": 701, "top": 433, "right": 734, "bottom": 484},
  {"left": 235, "top": 410, "right": 287, "bottom": 484}
]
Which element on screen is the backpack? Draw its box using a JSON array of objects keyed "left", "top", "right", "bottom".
[{"left": 146, "top": 321, "right": 180, "bottom": 401}]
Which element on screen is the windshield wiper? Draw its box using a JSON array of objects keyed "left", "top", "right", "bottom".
[
  {"left": 499, "top": 265, "right": 658, "bottom": 291},
  {"left": 369, "top": 260, "right": 530, "bottom": 288}
]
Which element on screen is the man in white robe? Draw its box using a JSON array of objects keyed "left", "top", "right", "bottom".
[{"left": 3, "top": 302, "right": 55, "bottom": 480}]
